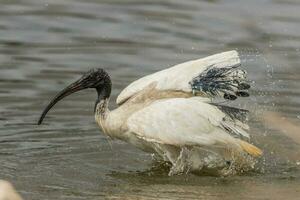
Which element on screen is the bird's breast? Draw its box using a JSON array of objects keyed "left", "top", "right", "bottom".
[{"left": 95, "top": 112, "right": 154, "bottom": 153}]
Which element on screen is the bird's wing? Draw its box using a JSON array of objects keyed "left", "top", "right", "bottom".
[
  {"left": 126, "top": 98, "right": 262, "bottom": 157},
  {"left": 117, "top": 50, "right": 249, "bottom": 105}
]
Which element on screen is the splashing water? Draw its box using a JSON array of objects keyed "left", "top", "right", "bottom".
[
  {"left": 151, "top": 143, "right": 259, "bottom": 176},
  {"left": 138, "top": 50, "right": 274, "bottom": 177}
]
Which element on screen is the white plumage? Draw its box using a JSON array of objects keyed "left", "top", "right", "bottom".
[
  {"left": 127, "top": 97, "right": 245, "bottom": 146},
  {"left": 117, "top": 50, "right": 241, "bottom": 105},
  {"left": 39, "top": 50, "right": 262, "bottom": 175},
  {"left": 100, "top": 50, "right": 261, "bottom": 175}
]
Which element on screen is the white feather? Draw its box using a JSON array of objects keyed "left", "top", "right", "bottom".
[
  {"left": 117, "top": 50, "right": 240, "bottom": 105},
  {"left": 126, "top": 98, "right": 245, "bottom": 148},
  {"left": 92, "top": 50, "right": 261, "bottom": 175}
]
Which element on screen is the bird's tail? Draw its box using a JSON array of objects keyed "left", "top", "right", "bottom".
[
  {"left": 237, "top": 140, "right": 263, "bottom": 157},
  {"left": 189, "top": 65, "right": 250, "bottom": 100}
]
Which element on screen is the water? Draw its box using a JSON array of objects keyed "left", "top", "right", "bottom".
[{"left": 1, "top": 0, "right": 300, "bottom": 199}]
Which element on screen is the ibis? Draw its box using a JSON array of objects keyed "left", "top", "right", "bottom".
[{"left": 38, "top": 50, "right": 262, "bottom": 175}]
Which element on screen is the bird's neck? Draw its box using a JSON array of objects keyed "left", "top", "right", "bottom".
[
  {"left": 94, "top": 74, "right": 112, "bottom": 133},
  {"left": 94, "top": 72, "right": 112, "bottom": 117},
  {"left": 95, "top": 98, "right": 110, "bottom": 136},
  {"left": 95, "top": 98, "right": 110, "bottom": 119}
]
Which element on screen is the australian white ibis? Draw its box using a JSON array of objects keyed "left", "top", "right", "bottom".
[{"left": 38, "top": 50, "right": 262, "bottom": 175}]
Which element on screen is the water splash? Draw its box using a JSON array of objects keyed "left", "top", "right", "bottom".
[{"left": 152, "top": 144, "right": 260, "bottom": 176}]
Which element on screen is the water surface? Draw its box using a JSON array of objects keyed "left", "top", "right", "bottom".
[{"left": 1, "top": 0, "right": 300, "bottom": 199}]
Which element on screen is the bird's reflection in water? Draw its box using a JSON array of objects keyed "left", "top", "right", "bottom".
[
  {"left": 109, "top": 157, "right": 262, "bottom": 180},
  {"left": 106, "top": 159, "right": 299, "bottom": 200},
  {"left": 106, "top": 162, "right": 267, "bottom": 200}
]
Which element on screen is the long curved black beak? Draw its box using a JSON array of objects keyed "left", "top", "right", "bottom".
[
  {"left": 37, "top": 78, "right": 86, "bottom": 125},
  {"left": 38, "top": 68, "right": 111, "bottom": 125}
]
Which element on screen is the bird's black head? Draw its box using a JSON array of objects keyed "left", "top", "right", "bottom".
[
  {"left": 38, "top": 68, "right": 111, "bottom": 125},
  {"left": 78, "top": 68, "right": 110, "bottom": 89}
]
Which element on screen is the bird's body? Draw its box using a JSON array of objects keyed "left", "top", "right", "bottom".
[{"left": 38, "top": 50, "right": 262, "bottom": 175}]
